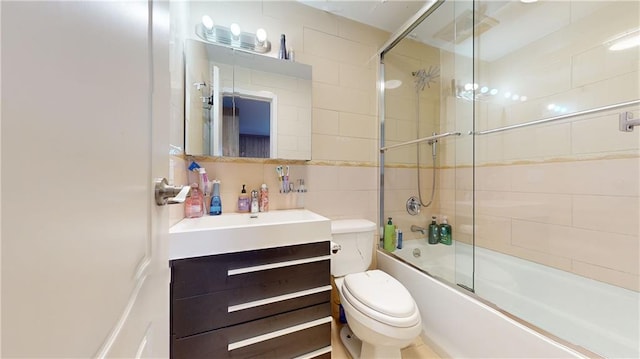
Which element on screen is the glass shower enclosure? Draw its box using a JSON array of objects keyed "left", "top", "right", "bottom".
[{"left": 379, "top": 1, "right": 639, "bottom": 358}]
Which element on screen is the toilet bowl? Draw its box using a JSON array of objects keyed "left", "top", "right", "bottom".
[{"left": 331, "top": 220, "right": 422, "bottom": 359}]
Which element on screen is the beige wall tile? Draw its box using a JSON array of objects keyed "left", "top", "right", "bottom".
[
  {"left": 573, "top": 195, "right": 639, "bottom": 237},
  {"left": 303, "top": 28, "right": 376, "bottom": 68},
  {"left": 309, "top": 56, "right": 340, "bottom": 85},
  {"left": 339, "top": 112, "right": 377, "bottom": 139},
  {"left": 476, "top": 191, "right": 572, "bottom": 226},
  {"left": 475, "top": 215, "right": 512, "bottom": 248},
  {"left": 338, "top": 166, "right": 377, "bottom": 191},
  {"left": 340, "top": 63, "right": 376, "bottom": 92},
  {"left": 511, "top": 220, "right": 639, "bottom": 275},
  {"left": 571, "top": 260, "right": 639, "bottom": 292},
  {"left": 571, "top": 110, "right": 640, "bottom": 155},
  {"left": 502, "top": 123, "right": 572, "bottom": 161},
  {"left": 312, "top": 108, "right": 339, "bottom": 135},
  {"left": 313, "top": 82, "right": 372, "bottom": 115}
]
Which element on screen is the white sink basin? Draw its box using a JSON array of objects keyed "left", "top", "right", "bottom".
[{"left": 169, "top": 209, "right": 331, "bottom": 260}]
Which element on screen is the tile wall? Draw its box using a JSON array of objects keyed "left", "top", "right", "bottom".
[
  {"left": 169, "top": 1, "right": 388, "bottom": 226},
  {"left": 469, "top": 1, "right": 639, "bottom": 291},
  {"left": 169, "top": 1, "right": 639, "bottom": 292}
]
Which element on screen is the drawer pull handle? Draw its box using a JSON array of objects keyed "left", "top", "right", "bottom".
[
  {"left": 227, "top": 255, "right": 330, "bottom": 276},
  {"left": 228, "top": 285, "right": 332, "bottom": 313},
  {"left": 292, "top": 346, "right": 332, "bottom": 359},
  {"left": 228, "top": 316, "right": 332, "bottom": 351}
]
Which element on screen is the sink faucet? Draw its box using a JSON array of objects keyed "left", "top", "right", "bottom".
[{"left": 410, "top": 225, "right": 427, "bottom": 235}]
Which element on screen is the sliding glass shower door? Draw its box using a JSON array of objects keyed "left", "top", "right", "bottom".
[{"left": 380, "top": 0, "right": 475, "bottom": 290}]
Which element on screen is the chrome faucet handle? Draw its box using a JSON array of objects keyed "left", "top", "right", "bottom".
[{"left": 154, "top": 178, "right": 191, "bottom": 206}]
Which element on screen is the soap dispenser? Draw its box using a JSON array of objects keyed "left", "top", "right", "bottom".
[
  {"left": 439, "top": 216, "right": 452, "bottom": 245},
  {"left": 428, "top": 216, "right": 440, "bottom": 244},
  {"left": 237, "top": 184, "right": 250, "bottom": 213},
  {"left": 184, "top": 183, "right": 204, "bottom": 218},
  {"left": 383, "top": 217, "right": 396, "bottom": 252}
]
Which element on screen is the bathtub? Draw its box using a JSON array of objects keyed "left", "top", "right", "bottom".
[{"left": 387, "top": 239, "right": 639, "bottom": 358}]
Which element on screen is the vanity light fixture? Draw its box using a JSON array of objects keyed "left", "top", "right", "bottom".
[
  {"left": 606, "top": 28, "right": 640, "bottom": 51},
  {"left": 195, "top": 16, "right": 271, "bottom": 54},
  {"left": 202, "top": 15, "right": 214, "bottom": 33}
]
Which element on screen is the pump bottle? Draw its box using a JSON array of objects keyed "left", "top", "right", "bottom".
[
  {"left": 428, "top": 216, "right": 440, "bottom": 244},
  {"left": 209, "top": 180, "right": 222, "bottom": 215},
  {"left": 439, "top": 216, "right": 452, "bottom": 245},
  {"left": 383, "top": 217, "right": 396, "bottom": 252}
]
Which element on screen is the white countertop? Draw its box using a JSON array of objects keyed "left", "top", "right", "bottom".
[{"left": 169, "top": 209, "right": 332, "bottom": 260}]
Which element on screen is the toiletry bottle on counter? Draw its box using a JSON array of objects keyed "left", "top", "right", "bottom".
[
  {"left": 383, "top": 217, "right": 396, "bottom": 252},
  {"left": 428, "top": 216, "right": 440, "bottom": 244},
  {"left": 250, "top": 189, "right": 259, "bottom": 214},
  {"left": 184, "top": 183, "right": 204, "bottom": 218},
  {"left": 439, "top": 216, "right": 452, "bottom": 245},
  {"left": 278, "top": 34, "right": 288, "bottom": 59},
  {"left": 259, "top": 183, "right": 269, "bottom": 212},
  {"left": 209, "top": 180, "right": 222, "bottom": 215},
  {"left": 396, "top": 229, "right": 403, "bottom": 249},
  {"left": 237, "top": 184, "right": 250, "bottom": 213}
]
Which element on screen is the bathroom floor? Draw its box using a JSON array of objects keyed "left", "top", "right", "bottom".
[{"left": 331, "top": 320, "right": 441, "bottom": 359}]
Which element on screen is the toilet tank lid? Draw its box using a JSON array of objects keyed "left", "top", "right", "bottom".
[{"left": 331, "top": 219, "right": 377, "bottom": 234}]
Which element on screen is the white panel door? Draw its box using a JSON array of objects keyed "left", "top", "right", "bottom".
[{"left": 1, "top": 1, "right": 170, "bottom": 357}]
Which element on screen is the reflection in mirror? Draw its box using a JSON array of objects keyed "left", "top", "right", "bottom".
[
  {"left": 220, "top": 94, "right": 274, "bottom": 158},
  {"left": 184, "top": 39, "right": 312, "bottom": 160}
]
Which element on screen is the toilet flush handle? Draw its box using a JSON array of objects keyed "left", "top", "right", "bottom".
[{"left": 330, "top": 241, "right": 341, "bottom": 254}]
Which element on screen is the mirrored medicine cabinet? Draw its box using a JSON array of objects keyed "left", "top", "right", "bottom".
[{"left": 184, "top": 39, "right": 312, "bottom": 160}]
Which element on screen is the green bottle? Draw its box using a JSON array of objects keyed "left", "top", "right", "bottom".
[
  {"left": 428, "top": 216, "right": 440, "bottom": 244},
  {"left": 439, "top": 216, "right": 452, "bottom": 245},
  {"left": 383, "top": 217, "right": 396, "bottom": 252}
]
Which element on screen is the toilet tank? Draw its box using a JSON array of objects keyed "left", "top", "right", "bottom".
[{"left": 331, "top": 219, "right": 377, "bottom": 277}]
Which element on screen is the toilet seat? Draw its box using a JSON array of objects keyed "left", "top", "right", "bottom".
[{"left": 341, "top": 270, "right": 420, "bottom": 328}]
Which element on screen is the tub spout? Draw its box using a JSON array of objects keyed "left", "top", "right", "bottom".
[{"left": 411, "top": 225, "right": 427, "bottom": 235}]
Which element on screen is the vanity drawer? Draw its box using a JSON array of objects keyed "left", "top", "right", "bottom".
[
  {"left": 172, "top": 285, "right": 331, "bottom": 338},
  {"left": 172, "top": 303, "right": 331, "bottom": 359},
  {"left": 171, "top": 241, "right": 329, "bottom": 299}
]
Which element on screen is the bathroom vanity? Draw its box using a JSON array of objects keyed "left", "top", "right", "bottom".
[{"left": 169, "top": 210, "right": 333, "bottom": 358}]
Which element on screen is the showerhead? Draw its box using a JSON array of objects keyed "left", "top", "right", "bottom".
[{"left": 412, "top": 66, "right": 440, "bottom": 92}]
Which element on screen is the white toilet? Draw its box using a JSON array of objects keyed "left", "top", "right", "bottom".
[{"left": 331, "top": 219, "right": 422, "bottom": 359}]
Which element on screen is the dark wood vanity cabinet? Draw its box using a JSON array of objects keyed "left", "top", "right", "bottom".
[{"left": 170, "top": 241, "right": 332, "bottom": 359}]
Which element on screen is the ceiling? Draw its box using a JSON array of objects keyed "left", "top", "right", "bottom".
[
  {"left": 297, "top": 0, "right": 428, "bottom": 34},
  {"left": 297, "top": 0, "right": 613, "bottom": 62}
]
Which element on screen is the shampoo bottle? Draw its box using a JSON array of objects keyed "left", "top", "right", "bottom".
[
  {"left": 209, "top": 180, "right": 222, "bottom": 215},
  {"left": 439, "top": 216, "right": 452, "bottom": 245},
  {"left": 237, "top": 184, "right": 250, "bottom": 213},
  {"left": 184, "top": 183, "right": 204, "bottom": 218},
  {"left": 428, "top": 216, "right": 440, "bottom": 244},
  {"left": 383, "top": 217, "right": 396, "bottom": 252}
]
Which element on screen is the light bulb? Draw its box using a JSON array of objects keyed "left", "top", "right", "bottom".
[
  {"left": 256, "top": 28, "right": 267, "bottom": 43},
  {"left": 464, "top": 83, "right": 473, "bottom": 91},
  {"left": 230, "top": 23, "right": 241, "bottom": 38},
  {"left": 201, "top": 15, "right": 214, "bottom": 31},
  {"left": 480, "top": 86, "right": 488, "bottom": 94},
  {"left": 489, "top": 88, "right": 498, "bottom": 95},
  {"left": 512, "top": 94, "right": 520, "bottom": 101}
]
